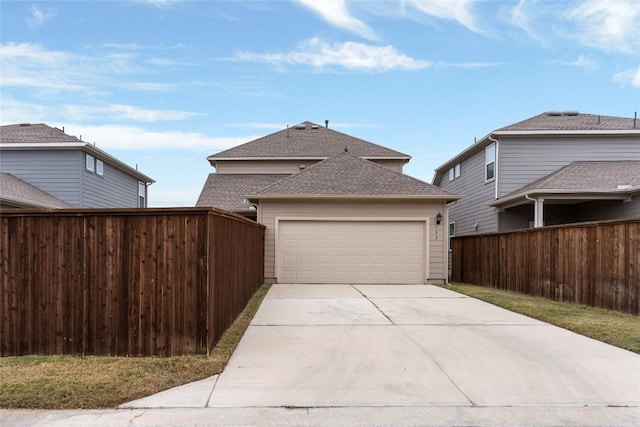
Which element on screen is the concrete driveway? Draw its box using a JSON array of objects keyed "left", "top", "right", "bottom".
[{"left": 5, "top": 284, "right": 639, "bottom": 426}]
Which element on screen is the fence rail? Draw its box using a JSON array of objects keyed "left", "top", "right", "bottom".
[
  {"left": 451, "top": 218, "right": 639, "bottom": 315},
  {"left": 1, "top": 207, "right": 265, "bottom": 356}
]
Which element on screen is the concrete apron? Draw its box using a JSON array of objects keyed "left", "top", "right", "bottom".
[
  {"left": 206, "top": 285, "right": 639, "bottom": 410},
  {"left": 7, "top": 284, "right": 638, "bottom": 426}
]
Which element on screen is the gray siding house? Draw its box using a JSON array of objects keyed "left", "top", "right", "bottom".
[
  {"left": 0, "top": 123, "right": 154, "bottom": 209},
  {"left": 433, "top": 112, "right": 640, "bottom": 241}
]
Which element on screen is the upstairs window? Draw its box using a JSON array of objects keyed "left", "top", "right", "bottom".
[
  {"left": 448, "top": 163, "right": 461, "bottom": 181},
  {"left": 138, "top": 181, "right": 146, "bottom": 208},
  {"left": 96, "top": 159, "right": 104, "bottom": 176},
  {"left": 86, "top": 154, "right": 95, "bottom": 172},
  {"left": 485, "top": 143, "right": 495, "bottom": 181}
]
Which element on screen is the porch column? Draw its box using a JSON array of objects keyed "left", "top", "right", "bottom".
[{"left": 533, "top": 198, "right": 544, "bottom": 228}]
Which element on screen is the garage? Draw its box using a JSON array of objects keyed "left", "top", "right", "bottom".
[{"left": 277, "top": 219, "right": 427, "bottom": 284}]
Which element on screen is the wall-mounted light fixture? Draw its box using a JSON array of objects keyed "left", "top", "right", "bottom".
[{"left": 436, "top": 212, "right": 442, "bottom": 225}]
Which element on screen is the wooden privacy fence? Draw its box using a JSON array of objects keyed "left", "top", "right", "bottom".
[
  {"left": 1, "top": 207, "right": 265, "bottom": 356},
  {"left": 452, "top": 218, "right": 640, "bottom": 315}
]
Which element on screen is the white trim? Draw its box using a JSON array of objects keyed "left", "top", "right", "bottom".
[
  {"left": 275, "top": 217, "right": 430, "bottom": 284},
  {"left": 249, "top": 194, "right": 461, "bottom": 201}
]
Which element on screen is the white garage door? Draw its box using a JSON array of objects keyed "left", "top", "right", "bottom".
[{"left": 278, "top": 220, "right": 427, "bottom": 284}]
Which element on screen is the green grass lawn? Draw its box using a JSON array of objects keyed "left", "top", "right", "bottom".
[
  {"left": 444, "top": 282, "right": 640, "bottom": 354},
  {"left": 0, "top": 284, "right": 270, "bottom": 409}
]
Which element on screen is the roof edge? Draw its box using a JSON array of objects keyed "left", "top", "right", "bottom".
[
  {"left": 247, "top": 194, "right": 461, "bottom": 201},
  {"left": 490, "top": 187, "right": 640, "bottom": 208}
]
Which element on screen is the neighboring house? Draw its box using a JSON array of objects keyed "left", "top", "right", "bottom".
[
  {"left": 433, "top": 111, "right": 640, "bottom": 245},
  {"left": 0, "top": 123, "right": 154, "bottom": 208},
  {"left": 197, "top": 121, "right": 459, "bottom": 284}
]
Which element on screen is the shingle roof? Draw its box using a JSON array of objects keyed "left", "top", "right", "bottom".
[
  {"left": 497, "top": 112, "right": 638, "bottom": 132},
  {"left": 251, "top": 152, "right": 458, "bottom": 199},
  {"left": 505, "top": 161, "right": 640, "bottom": 196},
  {"left": 196, "top": 174, "right": 288, "bottom": 211},
  {"left": 209, "top": 121, "right": 410, "bottom": 159},
  {"left": 0, "top": 173, "right": 73, "bottom": 208},
  {"left": 0, "top": 123, "right": 81, "bottom": 143},
  {"left": 492, "top": 161, "right": 640, "bottom": 208}
]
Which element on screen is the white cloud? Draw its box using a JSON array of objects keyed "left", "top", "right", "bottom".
[
  {"left": 547, "top": 54, "right": 595, "bottom": 68},
  {"left": 0, "top": 99, "right": 201, "bottom": 124},
  {"left": 27, "top": 5, "right": 55, "bottom": 28},
  {"left": 613, "top": 66, "right": 640, "bottom": 87},
  {"left": 65, "top": 104, "right": 203, "bottom": 122},
  {"left": 297, "top": 0, "right": 378, "bottom": 40},
  {"left": 0, "top": 42, "right": 140, "bottom": 94},
  {"left": 435, "top": 61, "right": 506, "bottom": 69},
  {"left": 135, "top": 0, "right": 181, "bottom": 8},
  {"left": 562, "top": 1, "right": 640, "bottom": 54},
  {"left": 234, "top": 37, "right": 430, "bottom": 72},
  {"left": 62, "top": 124, "right": 259, "bottom": 151},
  {"left": 507, "top": 0, "right": 549, "bottom": 46},
  {"left": 406, "top": 0, "right": 485, "bottom": 34}
]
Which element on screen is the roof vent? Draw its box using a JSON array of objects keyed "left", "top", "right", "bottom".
[
  {"left": 617, "top": 184, "right": 632, "bottom": 190},
  {"left": 294, "top": 124, "right": 305, "bottom": 130},
  {"left": 546, "top": 111, "right": 562, "bottom": 116},
  {"left": 563, "top": 111, "right": 579, "bottom": 116},
  {"left": 311, "top": 124, "right": 319, "bottom": 129},
  {"left": 19, "top": 123, "right": 31, "bottom": 127}
]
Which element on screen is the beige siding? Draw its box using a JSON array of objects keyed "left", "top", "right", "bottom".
[
  {"left": 258, "top": 199, "right": 448, "bottom": 283},
  {"left": 216, "top": 158, "right": 406, "bottom": 174}
]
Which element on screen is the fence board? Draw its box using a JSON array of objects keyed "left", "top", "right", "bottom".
[
  {"left": 1, "top": 207, "right": 265, "bottom": 356},
  {"left": 452, "top": 218, "right": 640, "bottom": 315}
]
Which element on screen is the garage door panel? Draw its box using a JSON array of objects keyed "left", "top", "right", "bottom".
[{"left": 278, "top": 220, "right": 426, "bottom": 284}]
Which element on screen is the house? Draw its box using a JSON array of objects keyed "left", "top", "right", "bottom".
[
  {"left": 197, "top": 121, "right": 460, "bottom": 284},
  {"left": 0, "top": 123, "right": 154, "bottom": 208},
  {"left": 433, "top": 111, "right": 640, "bottom": 243}
]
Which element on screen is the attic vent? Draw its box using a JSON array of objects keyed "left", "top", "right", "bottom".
[
  {"left": 546, "top": 111, "right": 562, "bottom": 116},
  {"left": 19, "top": 123, "right": 31, "bottom": 127},
  {"left": 563, "top": 111, "right": 579, "bottom": 116},
  {"left": 294, "top": 124, "right": 305, "bottom": 130},
  {"left": 311, "top": 125, "right": 319, "bottom": 129}
]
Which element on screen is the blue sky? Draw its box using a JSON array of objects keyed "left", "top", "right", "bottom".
[{"left": 1, "top": 0, "right": 639, "bottom": 206}]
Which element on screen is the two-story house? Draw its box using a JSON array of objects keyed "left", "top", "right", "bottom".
[
  {"left": 433, "top": 112, "right": 640, "bottom": 244},
  {"left": 197, "top": 121, "right": 459, "bottom": 285},
  {"left": 0, "top": 123, "right": 154, "bottom": 208}
]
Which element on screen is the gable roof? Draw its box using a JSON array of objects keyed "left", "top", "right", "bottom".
[
  {"left": 196, "top": 174, "right": 288, "bottom": 212},
  {"left": 0, "top": 123, "right": 155, "bottom": 184},
  {"left": 491, "top": 161, "right": 640, "bottom": 209},
  {"left": 433, "top": 111, "right": 640, "bottom": 183},
  {"left": 249, "top": 152, "right": 459, "bottom": 201},
  {"left": 0, "top": 173, "right": 73, "bottom": 209},
  {"left": 208, "top": 121, "right": 410, "bottom": 163}
]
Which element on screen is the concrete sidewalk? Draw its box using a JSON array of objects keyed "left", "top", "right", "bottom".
[{"left": 3, "top": 284, "right": 639, "bottom": 426}]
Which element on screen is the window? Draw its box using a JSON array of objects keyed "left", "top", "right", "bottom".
[
  {"left": 448, "top": 163, "right": 461, "bottom": 181},
  {"left": 485, "top": 143, "right": 495, "bottom": 181},
  {"left": 138, "top": 181, "right": 146, "bottom": 208},
  {"left": 86, "top": 154, "right": 95, "bottom": 172},
  {"left": 448, "top": 222, "right": 456, "bottom": 251},
  {"left": 96, "top": 159, "right": 104, "bottom": 176}
]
